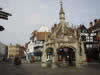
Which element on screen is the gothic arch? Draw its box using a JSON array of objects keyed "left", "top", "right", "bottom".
[
  {"left": 57, "top": 45, "right": 76, "bottom": 52},
  {"left": 46, "top": 47, "right": 54, "bottom": 54}
]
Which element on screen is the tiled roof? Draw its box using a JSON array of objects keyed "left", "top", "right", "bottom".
[
  {"left": 36, "top": 32, "right": 50, "bottom": 41},
  {"left": 89, "top": 23, "right": 100, "bottom": 30}
]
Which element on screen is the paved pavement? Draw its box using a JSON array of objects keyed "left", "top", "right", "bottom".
[{"left": 0, "top": 63, "right": 100, "bottom": 75}]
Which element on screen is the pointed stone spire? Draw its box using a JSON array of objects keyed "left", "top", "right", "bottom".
[
  {"left": 59, "top": 0, "right": 65, "bottom": 24},
  {"left": 60, "top": 0, "right": 65, "bottom": 15}
]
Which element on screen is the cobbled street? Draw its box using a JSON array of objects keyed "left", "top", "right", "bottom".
[{"left": 0, "top": 63, "right": 100, "bottom": 75}]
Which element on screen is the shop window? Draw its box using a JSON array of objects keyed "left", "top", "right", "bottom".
[
  {"left": 86, "top": 40, "right": 90, "bottom": 42},
  {"left": 86, "top": 44, "right": 92, "bottom": 48},
  {"left": 90, "top": 39, "right": 93, "bottom": 42},
  {"left": 89, "top": 45, "right": 92, "bottom": 48},
  {"left": 86, "top": 45, "right": 89, "bottom": 48},
  {"left": 90, "top": 37, "right": 93, "bottom": 40},
  {"left": 81, "top": 36, "right": 86, "bottom": 41},
  {"left": 86, "top": 37, "right": 89, "bottom": 40}
]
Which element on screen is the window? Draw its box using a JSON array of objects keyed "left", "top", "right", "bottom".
[
  {"left": 89, "top": 44, "right": 92, "bottom": 48},
  {"left": 35, "top": 41, "right": 37, "bottom": 44},
  {"left": 90, "top": 37, "right": 93, "bottom": 40},
  {"left": 90, "top": 40, "right": 93, "bottom": 42},
  {"left": 82, "top": 30, "right": 86, "bottom": 33},
  {"left": 93, "top": 36, "right": 97, "bottom": 41},
  {"left": 86, "top": 45, "right": 89, "bottom": 48},
  {"left": 86, "top": 40, "right": 89, "bottom": 42},
  {"left": 93, "top": 44, "right": 98, "bottom": 48},
  {"left": 90, "top": 37, "right": 93, "bottom": 42},
  {"left": 91, "top": 33, "right": 93, "bottom": 36},
  {"left": 86, "top": 44, "right": 92, "bottom": 48},
  {"left": 85, "top": 33, "right": 88, "bottom": 36},
  {"left": 81, "top": 36, "right": 86, "bottom": 41},
  {"left": 86, "top": 37, "right": 89, "bottom": 40}
]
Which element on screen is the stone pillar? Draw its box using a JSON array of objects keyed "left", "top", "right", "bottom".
[
  {"left": 41, "top": 52, "right": 47, "bottom": 68},
  {"left": 52, "top": 44, "right": 58, "bottom": 69},
  {"left": 52, "top": 55, "right": 57, "bottom": 69},
  {"left": 41, "top": 43, "right": 47, "bottom": 68},
  {"left": 81, "top": 42, "right": 87, "bottom": 64},
  {"left": 75, "top": 47, "right": 81, "bottom": 68},
  {"left": 62, "top": 43, "right": 67, "bottom": 65}
]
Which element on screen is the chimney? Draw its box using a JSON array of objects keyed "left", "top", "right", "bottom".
[
  {"left": 54, "top": 24, "right": 57, "bottom": 31},
  {"left": 34, "top": 30, "right": 38, "bottom": 36},
  {"left": 89, "top": 21, "right": 93, "bottom": 27},
  {"left": 54, "top": 24, "right": 57, "bottom": 28},
  {"left": 80, "top": 24, "right": 82, "bottom": 28},
  {"left": 94, "top": 19, "right": 97, "bottom": 25},
  {"left": 51, "top": 27, "right": 54, "bottom": 33},
  {"left": 97, "top": 19, "right": 100, "bottom": 23},
  {"left": 99, "top": 19, "right": 100, "bottom": 22}
]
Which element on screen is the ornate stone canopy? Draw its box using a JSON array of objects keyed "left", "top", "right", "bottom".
[{"left": 41, "top": 0, "right": 87, "bottom": 68}]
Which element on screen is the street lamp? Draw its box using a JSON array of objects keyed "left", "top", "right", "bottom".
[
  {"left": 0, "top": 9, "right": 12, "bottom": 20},
  {"left": 0, "top": 25, "right": 4, "bottom": 31},
  {"left": 0, "top": 8, "right": 12, "bottom": 31}
]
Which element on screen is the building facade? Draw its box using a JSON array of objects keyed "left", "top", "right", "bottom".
[
  {"left": 25, "top": 25, "right": 50, "bottom": 63},
  {"left": 87, "top": 20, "right": 100, "bottom": 62},
  {"left": 16, "top": 45, "right": 25, "bottom": 57},
  {"left": 0, "top": 42, "right": 8, "bottom": 61},
  {"left": 89, "top": 19, "right": 100, "bottom": 49},
  {"left": 8, "top": 44, "right": 25, "bottom": 58},
  {"left": 8, "top": 44, "right": 19, "bottom": 59},
  {"left": 79, "top": 24, "right": 99, "bottom": 62}
]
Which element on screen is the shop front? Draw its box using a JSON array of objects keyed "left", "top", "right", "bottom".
[{"left": 34, "top": 46, "right": 43, "bottom": 62}]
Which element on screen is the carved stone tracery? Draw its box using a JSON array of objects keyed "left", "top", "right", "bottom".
[{"left": 41, "top": 0, "right": 87, "bottom": 68}]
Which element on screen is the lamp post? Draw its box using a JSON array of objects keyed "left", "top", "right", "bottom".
[{"left": 0, "top": 25, "right": 4, "bottom": 31}]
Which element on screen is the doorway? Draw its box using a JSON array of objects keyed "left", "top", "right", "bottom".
[{"left": 57, "top": 47, "right": 75, "bottom": 66}]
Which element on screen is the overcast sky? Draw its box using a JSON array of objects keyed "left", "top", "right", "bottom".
[{"left": 0, "top": 0, "right": 100, "bottom": 45}]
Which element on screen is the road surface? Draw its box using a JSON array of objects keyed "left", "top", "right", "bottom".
[{"left": 0, "top": 63, "right": 100, "bottom": 75}]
